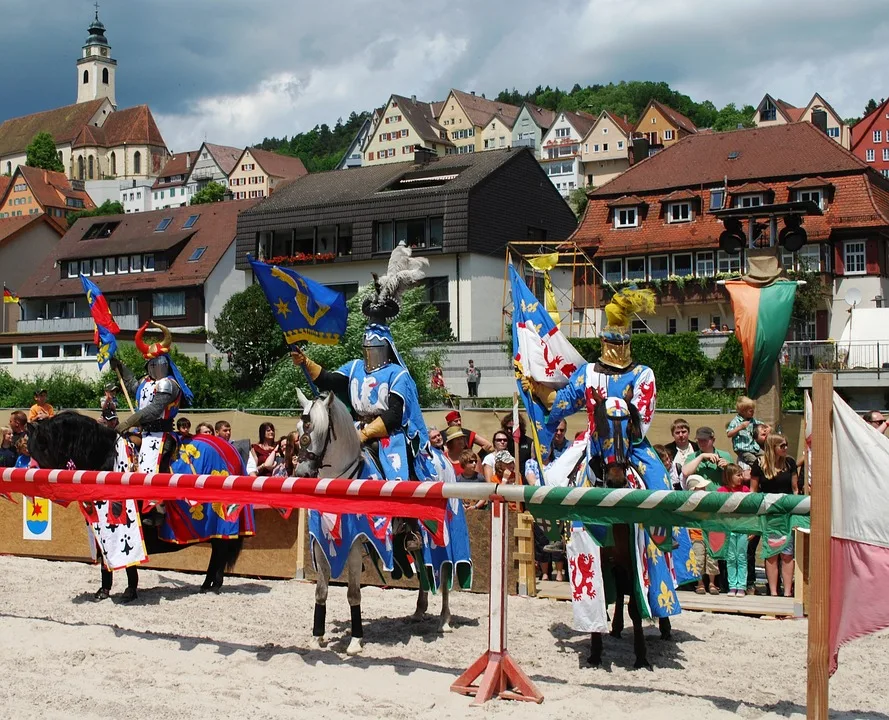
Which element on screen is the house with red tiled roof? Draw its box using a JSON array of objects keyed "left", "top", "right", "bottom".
[
  {"left": 0, "top": 11, "right": 170, "bottom": 184},
  {"left": 436, "top": 89, "right": 520, "bottom": 155},
  {"left": 539, "top": 110, "right": 597, "bottom": 197},
  {"left": 151, "top": 151, "right": 200, "bottom": 210},
  {"left": 364, "top": 95, "right": 453, "bottom": 166},
  {"left": 632, "top": 99, "right": 697, "bottom": 157},
  {"left": 580, "top": 110, "right": 635, "bottom": 189},
  {"left": 187, "top": 142, "right": 243, "bottom": 190},
  {"left": 572, "top": 123, "right": 889, "bottom": 341},
  {"left": 5, "top": 201, "right": 257, "bottom": 378},
  {"left": 752, "top": 93, "right": 850, "bottom": 148},
  {"left": 0, "top": 165, "right": 95, "bottom": 233},
  {"left": 228, "top": 149, "right": 308, "bottom": 200},
  {"left": 511, "top": 102, "right": 558, "bottom": 152},
  {"left": 851, "top": 98, "right": 889, "bottom": 179}
]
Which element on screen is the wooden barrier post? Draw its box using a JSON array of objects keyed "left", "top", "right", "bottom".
[
  {"left": 515, "top": 512, "right": 536, "bottom": 597},
  {"left": 806, "top": 372, "right": 833, "bottom": 720},
  {"left": 451, "top": 497, "right": 543, "bottom": 705}
]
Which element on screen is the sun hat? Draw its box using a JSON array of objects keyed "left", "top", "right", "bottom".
[
  {"left": 445, "top": 426, "right": 465, "bottom": 443},
  {"left": 493, "top": 450, "right": 515, "bottom": 465}
]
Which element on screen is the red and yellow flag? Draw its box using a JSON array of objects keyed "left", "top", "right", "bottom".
[{"left": 3, "top": 286, "right": 19, "bottom": 304}]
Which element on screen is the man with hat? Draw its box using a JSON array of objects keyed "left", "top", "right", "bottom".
[
  {"left": 680, "top": 426, "right": 731, "bottom": 490},
  {"left": 444, "top": 409, "right": 493, "bottom": 457}
]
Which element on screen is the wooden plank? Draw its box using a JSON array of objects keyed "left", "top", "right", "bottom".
[{"left": 515, "top": 512, "right": 536, "bottom": 597}]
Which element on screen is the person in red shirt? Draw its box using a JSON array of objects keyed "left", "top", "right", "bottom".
[
  {"left": 718, "top": 463, "right": 751, "bottom": 597},
  {"left": 444, "top": 410, "right": 493, "bottom": 457}
]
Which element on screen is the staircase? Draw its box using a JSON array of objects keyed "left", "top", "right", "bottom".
[{"left": 418, "top": 341, "right": 515, "bottom": 400}]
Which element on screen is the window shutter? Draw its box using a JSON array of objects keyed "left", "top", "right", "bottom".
[
  {"left": 866, "top": 238, "right": 880, "bottom": 274},
  {"left": 367, "top": 151, "right": 374, "bottom": 160}
]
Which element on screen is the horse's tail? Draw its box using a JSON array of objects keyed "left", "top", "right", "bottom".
[{"left": 223, "top": 535, "right": 245, "bottom": 572}]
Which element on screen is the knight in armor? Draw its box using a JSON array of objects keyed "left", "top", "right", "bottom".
[{"left": 110, "top": 321, "right": 193, "bottom": 524}]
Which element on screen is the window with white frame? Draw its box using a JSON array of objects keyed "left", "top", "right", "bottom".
[
  {"left": 664, "top": 129, "right": 675, "bottom": 141},
  {"left": 874, "top": 130, "right": 883, "bottom": 143},
  {"left": 709, "top": 189, "right": 725, "bottom": 210},
  {"left": 66, "top": 261, "right": 78, "bottom": 278},
  {"left": 80, "top": 259, "right": 90, "bottom": 276},
  {"left": 143, "top": 254, "right": 155, "bottom": 272},
  {"left": 614, "top": 207, "right": 638, "bottom": 228},
  {"left": 673, "top": 253, "right": 693, "bottom": 276},
  {"left": 736, "top": 194, "right": 763, "bottom": 208},
  {"left": 668, "top": 201, "right": 692, "bottom": 223},
  {"left": 649, "top": 255, "right": 669, "bottom": 280},
  {"left": 667, "top": 318, "right": 677, "bottom": 335},
  {"left": 603, "top": 259, "right": 623, "bottom": 283},
  {"left": 104, "top": 258, "right": 115, "bottom": 274},
  {"left": 717, "top": 249, "right": 742, "bottom": 273},
  {"left": 883, "top": 148, "right": 889, "bottom": 161},
  {"left": 696, "top": 251, "right": 715, "bottom": 276},
  {"left": 602, "top": 127, "right": 608, "bottom": 135},
  {"left": 796, "top": 189, "right": 823, "bottom": 209},
  {"left": 630, "top": 320, "right": 648, "bottom": 335},
  {"left": 625, "top": 257, "right": 646, "bottom": 280},
  {"left": 92, "top": 258, "right": 103, "bottom": 276},
  {"left": 843, "top": 241, "right": 866, "bottom": 274},
  {"left": 117, "top": 257, "right": 128, "bottom": 274},
  {"left": 152, "top": 291, "right": 185, "bottom": 317},
  {"left": 689, "top": 317, "right": 700, "bottom": 332},
  {"left": 555, "top": 127, "right": 571, "bottom": 138},
  {"left": 866, "top": 149, "right": 875, "bottom": 162},
  {"left": 827, "top": 127, "right": 840, "bottom": 138},
  {"left": 617, "top": 140, "right": 624, "bottom": 149}
]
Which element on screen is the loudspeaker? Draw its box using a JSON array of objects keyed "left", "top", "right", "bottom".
[
  {"left": 779, "top": 214, "right": 807, "bottom": 252},
  {"left": 718, "top": 217, "right": 745, "bottom": 255}
]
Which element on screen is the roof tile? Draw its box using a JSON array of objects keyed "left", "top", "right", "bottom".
[{"left": 0, "top": 100, "right": 106, "bottom": 157}]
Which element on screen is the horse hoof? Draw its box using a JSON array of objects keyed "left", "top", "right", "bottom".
[
  {"left": 409, "top": 611, "right": 425, "bottom": 623},
  {"left": 93, "top": 588, "right": 111, "bottom": 601},
  {"left": 345, "top": 637, "right": 364, "bottom": 656},
  {"left": 660, "top": 630, "right": 672, "bottom": 641},
  {"left": 609, "top": 630, "right": 622, "bottom": 639},
  {"left": 119, "top": 588, "right": 138, "bottom": 604},
  {"left": 586, "top": 655, "right": 601, "bottom": 668},
  {"left": 633, "top": 659, "right": 653, "bottom": 671},
  {"left": 439, "top": 620, "right": 453, "bottom": 634},
  {"left": 308, "top": 636, "right": 326, "bottom": 650}
]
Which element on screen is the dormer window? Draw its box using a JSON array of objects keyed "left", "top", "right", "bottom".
[
  {"left": 155, "top": 217, "right": 172, "bottom": 232},
  {"left": 709, "top": 189, "right": 725, "bottom": 210},
  {"left": 735, "top": 194, "right": 763, "bottom": 208},
  {"left": 796, "top": 189, "right": 824, "bottom": 209},
  {"left": 667, "top": 201, "right": 692, "bottom": 223},
  {"left": 615, "top": 207, "right": 638, "bottom": 228}
]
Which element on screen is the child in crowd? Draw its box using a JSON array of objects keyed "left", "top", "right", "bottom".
[
  {"left": 718, "top": 463, "right": 751, "bottom": 597},
  {"left": 686, "top": 474, "right": 720, "bottom": 595},
  {"left": 458, "top": 449, "right": 480, "bottom": 482},
  {"left": 726, "top": 396, "right": 765, "bottom": 465}
]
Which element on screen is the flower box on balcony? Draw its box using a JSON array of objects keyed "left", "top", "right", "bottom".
[{"left": 267, "top": 253, "right": 337, "bottom": 266}]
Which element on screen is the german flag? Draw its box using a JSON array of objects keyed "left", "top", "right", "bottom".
[{"left": 2, "top": 286, "right": 19, "bottom": 304}]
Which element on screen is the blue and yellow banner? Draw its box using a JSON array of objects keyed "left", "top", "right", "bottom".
[
  {"left": 23, "top": 496, "right": 52, "bottom": 540},
  {"left": 248, "top": 255, "right": 347, "bottom": 345},
  {"left": 80, "top": 274, "right": 119, "bottom": 370}
]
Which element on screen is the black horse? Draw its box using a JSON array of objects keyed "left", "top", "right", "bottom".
[
  {"left": 586, "top": 393, "right": 671, "bottom": 670},
  {"left": 28, "top": 412, "right": 243, "bottom": 602}
]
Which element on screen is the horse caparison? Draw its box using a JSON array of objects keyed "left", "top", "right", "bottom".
[{"left": 28, "top": 412, "right": 243, "bottom": 595}]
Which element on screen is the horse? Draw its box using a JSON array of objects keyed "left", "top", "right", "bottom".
[
  {"left": 585, "top": 394, "right": 673, "bottom": 670},
  {"left": 293, "top": 389, "right": 462, "bottom": 656},
  {"left": 27, "top": 412, "right": 246, "bottom": 600}
]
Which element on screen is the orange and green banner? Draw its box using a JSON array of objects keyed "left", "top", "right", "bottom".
[{"left": 725, "top": 280, "right": 798, "bottom": 395}]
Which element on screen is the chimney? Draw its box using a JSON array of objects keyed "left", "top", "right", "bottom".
[
  {"left": 811, "top": 109, "right": 828, "bottom": 135},
  {"left": 186, "top": 152, "right": 192, "bottom": 169},
  {"left": 413, "top": 147, "right": 435, "bottom": 165},
  {"left": 632, "top": 137, "right": 650, "bottom": 164},
  {"left": 411, "top": 94, "right": 417, "bottom": 103},
  {"left": 471, "top": 90, "right": 476, "bottom": 96}
]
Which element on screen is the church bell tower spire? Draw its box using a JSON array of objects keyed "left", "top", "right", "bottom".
[{"left": 76, "top": 3, "right": 117, "bottom": 107}]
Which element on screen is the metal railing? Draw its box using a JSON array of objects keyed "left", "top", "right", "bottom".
[
  {"left": 784, "top": 340, "right": 889, "bottom": 374},
  {"left": 16, "top": 314, "right": 141, "bottom": 333}
]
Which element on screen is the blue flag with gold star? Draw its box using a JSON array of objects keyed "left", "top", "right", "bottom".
[{"left": 248, "top": 255, "right": 347, "bottom": 345}]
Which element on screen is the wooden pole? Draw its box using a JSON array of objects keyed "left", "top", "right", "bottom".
[
  {"left": 806, "top": 372, "right": 833, "bottom": 720},
  {"left": 501, "top": 246, "right": 512, "bottom": 343}
]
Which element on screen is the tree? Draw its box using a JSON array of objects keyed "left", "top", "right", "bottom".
[
  {"left": 67, "top": 199, "right": 124, "bottom": 227},
  {"left": 864, "top": 98, "right": 879, "bottom": 117},
  {"left": 208, "top": 283, "right": 289, "bottom": 387},
  {"left": 568, "top": 186, "right": 589, "bottom": 218},
  {"left": 25, "top": 132, "right": 64, "bottom": 172},
  {"left": 190, "top": 181, "right": 226, "bottom": 205},
  {"left": 711, "top": 103, "right": 756, "bottom": 132}
]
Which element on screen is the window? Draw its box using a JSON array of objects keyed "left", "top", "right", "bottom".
[
  {"left": 90, "top": 258, "right": 103, "bottom": 276},
  {"left": 187, "top": 247, "right": 206, "bottom": 262},
  {"left": 66, "top": 261, "right": 79, "bottom": 278},
  {"left": 130, "top": 255, "right": 142, "bottom": 273},
  {"left": 631, "top": 320, "right": 648, "bottom": 335},
  {"left": 709, "top": 189, "right": 725, "bottom": 210},
  {"left": 143, "top": 254, "right": 155, "bottom": 272},
  {"left": 117, "top": 257, "right": 128, "bottom": 274},
  {"left": 826, "top": 127, "right": 839, "bottom": 138},
  {"left": 617, "top": 140, "right": 624, "bottom": 149},
  {"left": 183, "top": 214, "right": 199, "bottom": 229},
  {"left": 797, "top": 189, "right": 823, "bottom": 209},
  {"left": 689, "top": 317, "right": 700, "bottom": 333},
  {"left": 667, "top": 318, "right": 677, "bottom": 335},
  {"left": 866, "top": 149, "right": 875, "bottom": 162},
  {"left": 82, "top": 69, "right": 89, "bottom": 84},
  {"left": 843, "top": 241, "right": 866, "bottom": 275},
  {"left": 105, "top": 258, "right": 115, "bottom": 274},
  {"left": 625, "top": 257, "right": 646, "bottom": 281},
  {"left": 155, "top": 218, "right": 172, "bottom": 232},
  {"left": 874, "top": 130, "right": 883, "bottom": 143},
  {"left": 152, "top": 291, "right": 185, "bottom": 317},
  {"left": 602, "top": 143, "right": 609, "bottom": 152},
  {"left": 593, "top": 144, "right": 599, "bottom": 152},
  {"left": 696, "top": 251, "right": 715, "bottom": 276},
  {"left": 664, "top": 129, "right": 674, "bottom": 141},
  {"left": 883, "top": 149, "right": 889, "bottom": 162},
  {"left": 673, "top": 253, "right": 693, "bottom": 276},
  {"left": 717, "top": 250, "right": 742, "bottom": 273},
  {"left": 736, "top": 194, "right": 763, "bottom": 208},
  {"left": 555, "top": 127, "right": 571, "bottom": 138},
  {"left": 88, "top": 155, "right": 94, "bottom": 179},
  {"left": 668, "top": 202, "right": 692, "bottom": 223},
  {"left": 603, "top": 259, "right": 623, "bottom": 283},
  {"left": 614, "top": 207, "right": 637, "bottom": 228},
  {"left": 133, "top": 151, "right": 141, "bottom": 174},
  {"left": 102, "top": 67, "right": 109, "bottom": 84},
  {"left": 80, "top": 259, "right": 91, "bottom": 276},
  {"left": 374, "top": 221, "right": 395, "bottom": 252},
  {"left": 649, "top": 255, "right": 669, "bottom": 280}
]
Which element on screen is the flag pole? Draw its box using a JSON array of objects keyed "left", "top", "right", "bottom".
[
  {"left": 115, "top": 367, "right": 135, "bottom": 414},
  {"left": 806, "top": 371, "right": 833, "bottom": 720}
]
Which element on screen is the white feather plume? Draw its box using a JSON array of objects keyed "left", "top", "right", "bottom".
[{"left": 377, "top": 242, "right": 428, "bottom": 305}]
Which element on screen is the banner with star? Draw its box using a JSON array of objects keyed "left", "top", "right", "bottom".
[
  {"left": 80, "top": 274, "right": 119, "bottom": 370},
  {"left": 248, "top": 255, "right": 347, "bottom": 345},
  {"left": 510, "top": 265, "right": 585, "bottom": 459}
]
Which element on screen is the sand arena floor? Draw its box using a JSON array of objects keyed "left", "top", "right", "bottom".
[{"left": 0, "top": 555, "right": 886, "bottom": 719}]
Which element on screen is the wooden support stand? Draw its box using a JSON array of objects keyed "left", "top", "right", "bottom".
[
  {"left": 515, "top": 511, "right": 536, "bottom": 597},
  {"left": 451, "top": 498, "right": 543, "bottom": 705}
]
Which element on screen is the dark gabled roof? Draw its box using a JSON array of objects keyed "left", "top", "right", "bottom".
[
  {"left": 390, "top": 94, "right": 452, "bottom": 146},
  {"left": 731, "top": 181, "right": 770, "bottom": 194},
  {"left": 637, "top": 99, "right": 698, "bottom": 135},
  {"left": 0, "top": 214, "right": 60, "bottom": 248},
  {"left": 153, "top": 150, "right": 199, "bottom": 189},
  {"left": 448, "top": 89, "right": 521, "bottom": 129},
  {"left": 518, "top": 102, "right": 557, "bottom": 132},
  {"left": 562, "top": 110, "right": 597, "bottom": 138},
  {"left": 787, "top": 176, "right": 834, "bottom": 190},
  {"left": 20, "top": 200, "right": 258, "bottom": 299},
  {"left": 247, "top": 149, "right": 308, "bottom": 179},
  {"left": 0, "top": 100, "right": 106, "bottom": 157},
  {"left": 202, "top": 143, "right": 243, "bottom": 176},
  {"left": 590, "top": 123, "right": 871, "bottom": 197},
  {"left": 241, "top": 148, "right": 529, "bottom": 215},
  {"left": 71, "top": 105, "right": 167, "bottom": 149}
]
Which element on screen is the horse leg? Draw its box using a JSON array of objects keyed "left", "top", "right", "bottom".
[
  {"left": 412, "top": 586, "right": 429, "bottom": 621},
  {"left": 345, "top": 542, "right": 364, "bottom": 655},
  {"left": 588, "top": 633, "right": 604, "bottom": 667},
  {"left": 628, "top": 589, "right": 651, "bottom": 670},
  {"left": 610, "top": 585, "right": 625, "bottom": 638},
  {"left": 201, "top": 541, "right": 225, "bottom": 593},
  {"left": 659, "top": 616, "right": 672, "bottom": 641},
  {"left": 310, "top": 542, "right": 330, "bottom": 649},
  {"left": 439, "top": 566, "right": 453, "bottom": 633}
]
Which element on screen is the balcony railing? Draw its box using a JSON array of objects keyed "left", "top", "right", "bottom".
[
  {"left": 16, "top": 314, "right": 141, "bottom": 334},
  {"left": 784, "top": 341, "right": 889, "bottom": 373},
  {"left": 599, "top": 278, "right": 729, "bottom": 306},
  {"left": 513, "top": 138, "right": 536, "bottom": 149}
]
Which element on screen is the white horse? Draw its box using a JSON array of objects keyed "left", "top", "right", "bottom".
[{"left": 293, "top": 389, "right": 453, "bottom": 657}]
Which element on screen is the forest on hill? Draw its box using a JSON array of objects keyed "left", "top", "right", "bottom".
[{"left": 252, "top": 81, "right": 877, "bottom": 172}]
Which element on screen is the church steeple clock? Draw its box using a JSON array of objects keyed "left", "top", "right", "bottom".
[{"left": 76, "top": 4, "right": 117, "bottom": 107}]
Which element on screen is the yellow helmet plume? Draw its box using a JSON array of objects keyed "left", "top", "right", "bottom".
[{"left": 603, "top": 287, "right": 656, "bottom": 328}]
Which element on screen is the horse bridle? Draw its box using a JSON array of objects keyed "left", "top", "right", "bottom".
[{"left": 296, "top": 403, "right": 363, "bottom": 480}]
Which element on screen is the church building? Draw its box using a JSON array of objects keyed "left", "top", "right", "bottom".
[{"left": 0, "top": 9, "right": 170, "bottom": 183}]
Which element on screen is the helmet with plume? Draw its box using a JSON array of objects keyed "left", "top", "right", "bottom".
[
  {"left": 599, "top": 287, "right": 656, "bottom": 369},
  {"left": 135, "top": 320, "right": 172, "bottom": 360}
]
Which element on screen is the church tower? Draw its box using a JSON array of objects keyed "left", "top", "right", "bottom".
[{"left": 76, "top": 6, "right": 117, "bottom": 107}]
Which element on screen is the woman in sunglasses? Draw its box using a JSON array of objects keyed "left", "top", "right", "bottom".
[
  {"left": 750, "top": 433, "right": 799, "bottom": 596},
  {"left": 482, "top": 431, "right": 511, "bottom": 482}
]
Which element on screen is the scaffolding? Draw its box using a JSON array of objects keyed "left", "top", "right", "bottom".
[{"left": 502, "top": 240, "right": 601, "bottom": 341}]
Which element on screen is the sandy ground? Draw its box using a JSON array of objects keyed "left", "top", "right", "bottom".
[{"left": 0, "top": 556, "right": 886, "bottom": 720}]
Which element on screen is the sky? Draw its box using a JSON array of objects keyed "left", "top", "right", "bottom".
[{"left": 4, "top": 0, "right": 888, "bottom": 152}]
